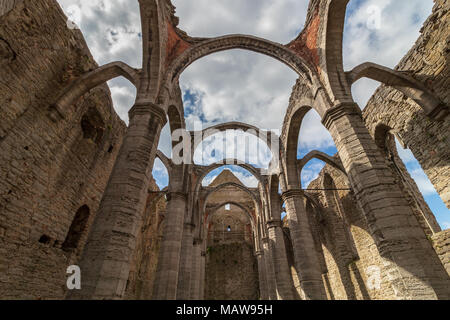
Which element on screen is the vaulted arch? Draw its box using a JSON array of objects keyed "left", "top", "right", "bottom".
[
  {"left": 52, "top": 62, "right": 139, "bottom": 114},
  {"left": 202, "top": 182, "right": 261, "bottom": 217},
  {"left": 347, "top": 62, "right": 448, "bottom": 119},
  {"left": 191, "top": 121, "right": 280, "bottom": 158},
  {"left": 165, "top": 34, "right": 315, "bottom": 89}
]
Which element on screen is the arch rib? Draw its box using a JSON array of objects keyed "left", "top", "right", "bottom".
[
  {"left": 347, "top": 62, "right": 448, "bottom": 120},
  {"left": 298, "top": 150, "right": 346, "bottom": 178},
  {"left": 52, "top": 62, "right": 140, "bottom": 117},
  {"left": 165, "top": 34, "right": 315, "bottom": 87}
]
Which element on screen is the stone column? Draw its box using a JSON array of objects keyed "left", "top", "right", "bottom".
[
  {"left": 322, "top": 102, "right": 450, "bottom": 299},
  {"left": 255, "top": 250, "right": 269, "bottom": 300},
  {"left": 152, "top": 185, "right": 188, "bottom": 300},
  {"left": 262, "top": 237, "right": 278, "bottom": 300},
  {"left": 67, "top": 102, "right": 166, "bottom": 300},
  {"left": 267, "top": 220, "right": 295, "bottom": 300},
  {"left": 189, "top": 238, "right": 202, "bottom": 300},
  {"left": 176, "top": 223, "right": 194, "bottom": 299},
  {"left": 281, "top": 189, "right": 327, "bottom": 300},
  {"left": 199, "top": 248, "right": 206, "bottom": 300}
]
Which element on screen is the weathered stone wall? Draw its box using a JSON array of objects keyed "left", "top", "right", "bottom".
[
  {"left": 0, "top": 0, "right": 23, "bottom": 16},
  {"left": 0, "top": 0, "right": 126, "bottom": 299},
  {"left": 362, "top": 0, "right": 450, "bottom": 208},
  {"left": 205, "top": 242, "right": 259, "bottom": 300},
  {"left": 306, "top": 167, "right": 394, "bottom": 300},
  {"left": 201, "top": 170, "right": 259, "bottom": 299},
  {"left": 432, "top": 230, "right": 450, "bottom": 276},
  {"left": 124, "top": 178, "right": 166, "bottom": 300}
]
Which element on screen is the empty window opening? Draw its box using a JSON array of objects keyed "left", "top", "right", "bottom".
[
  {"left": 38, "top": 234, "right": 51, "bottom": 244},
  {"left": 227, "top": 225, "right": 231, "bottom": 232},
  {"left": 225, "top": 204, "right": 231, "bottom": 211},
  {"left": 62, "top": 205, "right": 90, "bottom": 252}
]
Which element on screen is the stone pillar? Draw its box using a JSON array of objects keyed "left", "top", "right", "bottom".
[
  {"left": 255, "top": 250, "right": 269, "bottom": 300},
  {"left": 262, "top": 237, "right": 278, "bottom": 300},
  {"left": 267, "top": 220, "right": 295, "bottom": 300},
  {"left": 67, "top": 102, "right": 166, "bottom": 299},
  {"left": 281, "top": 189, "right": 327, "bottom": 300},
  {"left": 199, "top": 248, "right": 206, "bottom": 300},
  {"left": 152, "top": 187, "right": 188, "bottom": 300},
  {"left": 176, "top": 223, "right": 194, "bottom": 299},
  {"left": 322, "top": 102, "right": 450, "bottom": 299},
  {"left": 189, "top": 238, "right": 202, "bottom": 300}
]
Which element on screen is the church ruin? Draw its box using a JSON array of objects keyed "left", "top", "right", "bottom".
[{"left": 0, "top": 0, "right": 449, "bottom": 300}]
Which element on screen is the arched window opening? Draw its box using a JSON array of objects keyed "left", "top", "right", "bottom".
[
  {"left": 193, "top": 130, "right": 272, "bottom": 168},
  {"left": 152, "top": 157, "right": 169, "bottom": 190},
  {"left": 374, "top": 124, "right": 445, "bottom": 233},
  {"left": 225, "top": 204, "right": 231, "bottom": 211},
  {"left": 38, "top": 234, "right": 52, "bottom": 245},
  {"left": 62, "top": 205, "right": 90, "bottom": 252}
]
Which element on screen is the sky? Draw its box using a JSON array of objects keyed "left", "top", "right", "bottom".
[{"left": 56, "top": 0, "right": 449, "bottom": 230}]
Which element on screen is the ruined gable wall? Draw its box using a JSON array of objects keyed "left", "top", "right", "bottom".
[
  {"left": 202, "top": 179, "right": 258, "bottom": 299},
  {"left": 205, "top": 242, "right": 259, "bottom": 300},
  {"left": 362, "top": 0, "right": 450, "bottom": 208},
  {"left": 0, "top": 0, "right": 126, "bottom": 299}
]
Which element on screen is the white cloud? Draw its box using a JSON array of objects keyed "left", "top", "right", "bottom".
[
  {"left": 344, "top": 0, "right": 434, "bottom": 108},
  {"left": 202, "top": 168, "right": 259, "bottom": 188},
  {"left": 56, "top": 0, "right": 437, "bottom": 207}
]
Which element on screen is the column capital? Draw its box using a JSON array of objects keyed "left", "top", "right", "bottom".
[
  {"left": 166, "top": 191, "right": 187, "bottom": 201},
  {"left": 266, "top": 219, "right": 282, "bottom": 229},
  {"left": 261, "top": 236, "right": 269, "bottom": 243},
  {"left": 281, "top": 188, "right": 304, "bottom": 202},
  {"left": 129, "top": 100, "right": 167, "bottom": 123},
  {"left": 255, "top": 250, "right": 264, "bottom": 257},
  {"left": 321, "top": 102, "right": 361, "bottom": 130}
]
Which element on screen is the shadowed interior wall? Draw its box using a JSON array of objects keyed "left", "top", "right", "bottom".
[{"left": 0, "top": 0, "right": 126, "bottom": 299}]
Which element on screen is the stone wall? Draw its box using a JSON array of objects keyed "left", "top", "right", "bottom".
[
  {"left": 362, "top": 0, "right": 450, "bottom": 208},
  {"left": 205, "top": 242, "right": 259, "bottom": 300},
  {"left": 0, "top": 0, "right": 126, "bottom": 299},
  {"left": 306, "top": 167, "right": 393, "bottom": 300},
  {"left": 0, "top": 0, "right": 23, "bottom": 16},
  {"left": 432, "top": 230, "right": 450, "bottom": 276}
]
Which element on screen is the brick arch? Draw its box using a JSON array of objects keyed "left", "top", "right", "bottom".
[
  {"left": 202, "top": 182, "right": 261, "bottom": 219},
  {"left": 297, "top": 150, "right": 346, "bottom": 186},
  {"left": 53, "top": 62, "right": 139, "bottom": 113},
  {"left": 154, "top": 150, "right": 172, "bottom": 182},
  {"left": 192, "top": 161, "right": 267, "bottom": 227},
  {"left": 321, "top": 0, "right": 352, "bottom": 102},
  {"left": 281, "top": 104, "right": 312, "bottom": 188},
  {"left": 206, "top": 201, "right": 255, "bottom": 230},
  {"left": 191, "top": 121, "right": 279, "bottom": 164},
  {"left": 165, "top": 34, "right": 316, "bottom": 88},
  {"left": 347, "top": 63, "right": 448, "bottom": 119}
]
